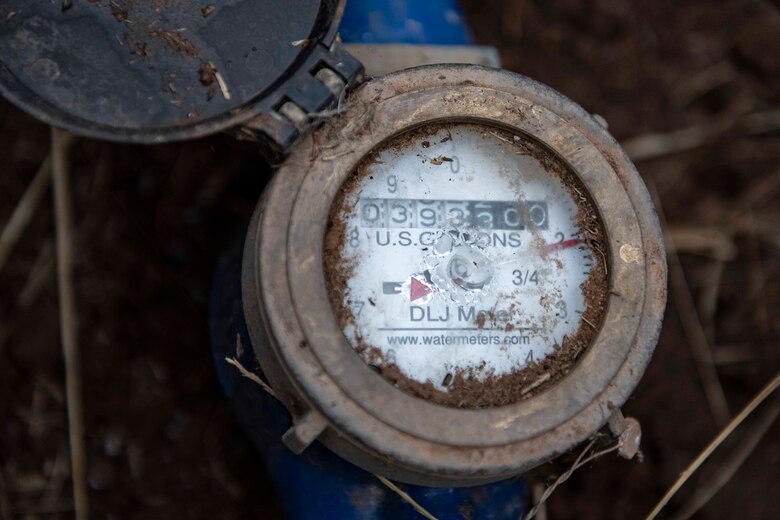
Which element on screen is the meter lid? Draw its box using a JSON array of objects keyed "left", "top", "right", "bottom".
[{"left": 0, "top": 0, "right": 360, "bottom": 146}]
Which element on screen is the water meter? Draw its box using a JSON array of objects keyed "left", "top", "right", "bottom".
[
  {"left": 0, "top": 0, "right": 666, "bottom": 498},
  {"left": 241, "top": 65, "right": 666, "bottom": 485}
]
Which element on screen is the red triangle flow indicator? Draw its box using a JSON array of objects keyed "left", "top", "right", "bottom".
[{"left": 410, "top": 278, "right": 432, "bottom": 302}]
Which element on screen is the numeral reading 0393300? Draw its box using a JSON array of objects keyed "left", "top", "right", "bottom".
[{"left": 359, "top": 198, "right": 549, "bottom": 230}]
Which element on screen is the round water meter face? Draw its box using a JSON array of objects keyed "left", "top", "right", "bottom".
[{"left": 325, "top": 123, "right": 608, "bottom": 408}]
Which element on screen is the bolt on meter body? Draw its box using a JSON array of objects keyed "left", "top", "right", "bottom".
[{"left": 243, "top": 64, "right": 667, "bottom": 486}]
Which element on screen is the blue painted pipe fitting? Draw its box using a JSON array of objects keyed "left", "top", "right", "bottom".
[{"left": 339, "top": 0, "right": 473, "bottom": 44}]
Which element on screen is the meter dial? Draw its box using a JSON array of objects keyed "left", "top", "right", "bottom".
[{"left": 325, "top": 123, "right": 608, "bottom": 408}]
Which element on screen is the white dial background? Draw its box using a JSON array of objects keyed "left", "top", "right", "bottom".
[{"left": 332, "top": 124, "right": 598, "bottom": 391}]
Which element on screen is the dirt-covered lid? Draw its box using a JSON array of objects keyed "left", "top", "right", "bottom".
[{"left": 0, "top": 0, "right": 359, "bottom": 145}]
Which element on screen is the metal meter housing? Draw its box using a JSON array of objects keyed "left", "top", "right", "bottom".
[{"left": 242, "top": 64, "right": 667, "bottom": 486}]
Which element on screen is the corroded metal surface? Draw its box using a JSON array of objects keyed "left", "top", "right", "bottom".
[{"left": 242, "top": 64, "right": 667, "bottom": 486}]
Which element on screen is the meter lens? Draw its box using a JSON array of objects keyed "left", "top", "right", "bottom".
[{"left": 324, "top": 123, "right": 608, "bottom": 408}]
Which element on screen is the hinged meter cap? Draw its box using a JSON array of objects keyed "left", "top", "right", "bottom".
[{"left": 0, "top": 0, "right": 362, "bottom": 150}]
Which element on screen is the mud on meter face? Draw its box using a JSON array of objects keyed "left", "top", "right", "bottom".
[{"left": 244, "top": 65, "right": 666, "bottom": 486}]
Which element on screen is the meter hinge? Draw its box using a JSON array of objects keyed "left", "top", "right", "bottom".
[{"left": 235, "top": 42, "right": 364, "bottom": 162}]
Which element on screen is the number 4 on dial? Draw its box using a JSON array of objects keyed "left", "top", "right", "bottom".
[{"left": 513, "top": 269, "right": 539, "bottom": 286}]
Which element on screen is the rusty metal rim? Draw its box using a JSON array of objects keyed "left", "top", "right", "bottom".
[{"left": 245, "top": 65, "right": 666, "bottom": 484}]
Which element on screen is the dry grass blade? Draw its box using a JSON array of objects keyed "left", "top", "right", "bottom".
[
  {"left": 665, "top": 226, "right": 736, "bottom": 261},
  {"left": 524, "top": 438, "right": 620, "bottom": 520},
  {"left": 622, "top": 108, "right": 780, "bottom": 162},
  {"left": 375, "top": 475, "right": 438, "bottom": 520},
  {"left": 224, "top": 356, "right": 278, "bottom": 400},
  {"left": 18, "top": 241, "right": 55, "bottom": 308},
  {"left": 649, "top": 181, "right": 731, "bottom": 427},
  {"left": 0, "top": 155, "right": 51, "bottom": 274},
  {"left": 672, "top": 61, "right": 735, "bottom": 107},
  {"left": 672, "top": 393, "right": 780, "bottom": 520},
  {"left": 645, "top": 372, "right": 780, "bottom": 520},
  {"left": 621, "top": 123, "right": 727, "bottom": 162},
  {"left": 51, "top": 128, "right": 88, "bottom": 520},
  {"left": 531, "top": 482, "right": 548, "bottom": 520}
]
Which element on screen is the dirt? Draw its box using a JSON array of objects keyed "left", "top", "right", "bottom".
[
  {"left": 201, "top": 4, "right": 215, "bottom": 18},
  {"left": 323, "top": 123, "right": 608, "bottom": 408},
  {"left": 98, "top": 0, "right": 217, "bottom": 102},
  {"left": 109, "top": 3, "right": 128, "bottom": 22},
  {"left": 323, "top": 171, "right": 360, "bottom": 333},
  {"left": 198, "top": 61, "right": 217, "bottom": 86},
  {"left": 149, "top": 30, "right": 200, "bottom": 59}
]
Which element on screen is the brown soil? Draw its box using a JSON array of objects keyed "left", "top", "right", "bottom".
[
  {"left": 149, "top": 29, "right": 200, "bottom": 59},
  {"left": 198, "top": 61, "right": 218, "bottom": 86},
  {"left": 323, "top": 123, "right": 609, "bottom": 408},
  {"left": 201, "top": 4, "right": 216, "bottom": 18}
]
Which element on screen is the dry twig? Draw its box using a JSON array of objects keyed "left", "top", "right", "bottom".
[
  {"left": 214, "top": 70, "right": 231, "bottom": 100},
  {"left": 51, "top": 128, "right": 88, "bottom": 520},
  {"left": 622, "top": 108, "right": 780, "bottom": 162},
  {"left": 0, "top": 156, "right": 51, "bottom": 274},
  {"left": 375, "top": 475, "right": 438, "bottom": 520},
  {"left": 524, "top": 438, "right": 620, "bottom": 520},
  {"left": 521, "top": 372, "right": 551, "bottom": 396},
  {"left": 224, "top": 356, "right": 278, "bottom": 400},
  {"left": 665, "top": 226, "right": 736, "bottom": 261},
  {"left": 530, "top": 482, "right": 548, "bottom": 520},
  {"left": 672, "top": 393, "right": 780, "bottom": 520},
  {"left": 18, "top": 240, "right": 54, "bottom": 307},
  {"left": 645, "top": 372, "right": 780, "bottom": 520},
  {"left": 622, "top": 122, "right": 729, "bottom": 162},
  {"left": 672, "top": 61, "right": 735, "bottom": 107}
]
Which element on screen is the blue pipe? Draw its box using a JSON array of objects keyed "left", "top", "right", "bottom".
[{"left": 339, "top": 0, "right": 473, "bottom": 44}]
